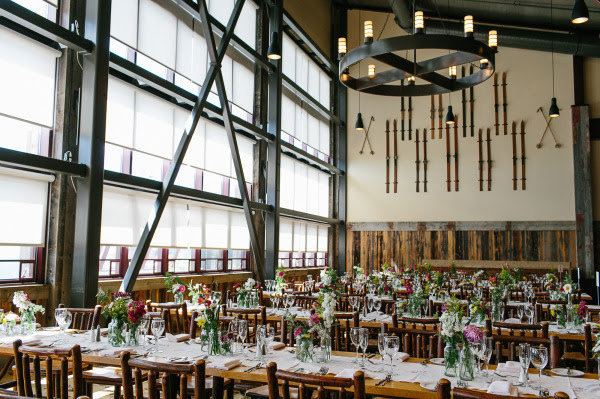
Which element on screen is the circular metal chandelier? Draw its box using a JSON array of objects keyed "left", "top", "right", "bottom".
[{"left": 338, "top": 13, "right": 498, "bottom": 97}]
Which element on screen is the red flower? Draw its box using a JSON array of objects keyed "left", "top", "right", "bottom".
[
  {"left": 127, "top": 301, "right": 146, "bottom": 324},
  {"left": 177, "top": 285, "right": 186, "bottom": 293}
]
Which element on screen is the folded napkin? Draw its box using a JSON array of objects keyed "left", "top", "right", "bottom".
[
  {"left": 504, "top": 318, "right": 522, "bottom": 324},
  {"left": 207, "top": 358, "right": 241, "bottom": 370},
  {"left": 393, "top": 352, "right": 410, "bottom": 362},
  {"left": 99, "top": 349, "right": 140, "bottom": 357},
  {"left": 20, "top": 338, "right": 43, "bottom": 346},
  {"left": 335, "top": 369, "right": 375, "bottom": 379},
  {"left": 487, "top": 381, "right": 518, "bottom": 396},
  {"left": 166, "top": 333, "right": 190, "bottom": 342},
  {"left": 497, "top": 361, "right": 521, "bottom": 375},
  {"left": 269, "top": 342, "right": 285, "bottom": 350}
]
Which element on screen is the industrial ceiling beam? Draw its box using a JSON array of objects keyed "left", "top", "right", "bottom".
[{"left": 120, "top": 0, "right": 247, "bottom": 293}]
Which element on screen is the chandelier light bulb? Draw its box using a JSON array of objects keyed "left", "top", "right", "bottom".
[
  {"left": 464, "top": 15, "right": 474, "bottom": 37},
  {"left": 480, "top": 58, "right": 489, "bottom": 68},
  {"left": 488, "top": 30, "right": 498, "bottom": 49},
  {"left": 408, "top": 75, "right": 416, "bottom": 85},
  {"left": 571, "top": 0, "right": 589, "bottom": 24},
  {"left": 364, "top": 20, "right": 373, "bottom": 43},
  {"left": 368, "top": 64, "right": 375, "bottom": 78},
  {"left": 338, "top": 37, "right": 347, "bottom": 57},
  {"left": 414, "top": 11, "right": 425, "bottom": 33},
  {"left": 449, "top": 65, "right": 457, "bottom": 79}
]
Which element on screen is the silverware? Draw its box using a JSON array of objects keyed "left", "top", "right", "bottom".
[
  {"left": 244, "top": 362, "right": 263, "bottom": 373},
  {"left": 375, "top": 375, "right": 391, "bottom": 386},
  {"left": 457, "top": 380, "right": 468, "bottom": 389},
  {"left": 316, "top": 367, "right": 329, "bottom": 375}
]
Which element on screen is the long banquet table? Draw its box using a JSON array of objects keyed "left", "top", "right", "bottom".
[{"left": 1, "top": 329, "right": 599, "bottom": 399}]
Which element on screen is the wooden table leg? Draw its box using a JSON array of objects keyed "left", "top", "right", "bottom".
[{"left": 212, "top": 376, "right": 224, "bottom": 399}]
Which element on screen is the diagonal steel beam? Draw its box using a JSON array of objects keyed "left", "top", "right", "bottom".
[
  {"left": 120, "top": 0, "right": 246, "bottom": 293},
  {"left": 373, "top": 53, "right": 455, "bottom": 91},
  {"left": 197, "top": 0, "right": 265, "bottom": 282}
]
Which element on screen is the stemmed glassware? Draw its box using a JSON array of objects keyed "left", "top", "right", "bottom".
[
  {"left": 524, "top": 305, "right": 534, "bottom": 324},
  {"left": 517, "top": 343, "right": 531, "bottom": 388},
  {"left": 212, "top": 291, "right": 222, "bottom": 305},
  {"left": 517, "top": 305, "right": 525, "bottom": 322},
  {"left": 237, "top": 319, "right": 248, "bottom": 354},
  {"left": 384, "top": 335, "right": 400, "bottom": 375},
  {"left": 373, "top": 297, "right": 382, "bottom": 314},
  {"left": 250, "top": 292, "right": 257, "bottom": 308},
  {"left": 529, "top": 346, "right": 548, "bottom": 395},
  {"left": 349, "top": 296, "right": 358, "bottom": 311},
  {"left": 472, "top": 342, "right": 482, "bottom": 375},
  {"left": 265, "top": 326, "right": 275, "bottom": 354},
  {"left": 150, "top": 319, "right": 165, "bottom": 353},
  {"left": 378, "top": 333, "right": 387, "bottom": 366},
  {"left": 54, "top": 308, "right": 72, "bottom": 343},
  {"left": 359, "top": 328, "right": 369, "bottom": 367},
  {"left": 271, "top": 294, "right": 280, "bottom": 310},
  {"left": 483, "top": 337, "right": 493, "bottom": 382},
  {"left": 366, "top": 296, "right": 374, "bottom": 314},
  {"left": 350, "top": 327, "right": 361, "bottom": 364},
  {"left": 139, "top": 317, "right": 151, "bottom": 347},
  {"left": 229, "top": 320, "right": 239, "bottom": 352}
]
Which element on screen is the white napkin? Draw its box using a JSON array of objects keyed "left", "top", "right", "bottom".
[
  {"left": 166, "top": 333, "right": 190, "bottom": 342},
  {"left": 335, "top": 369, "right": 375, "bottom": 379},
  {"left": 497, "top": 361, "right": 521, "bottom": 375},
  {"left": 504, "top": 318, "right": 522, "bottom": 324},
  {"left": 207, "top": 358, "right": 241, "bottom": 370},
  {"left": 269, "top": 342, "right": 285, "bottom": 350},
  {"left": 20, "top": 338, "right": 43, "bottom": 346},
  {"left": 393, "top": 352, "right": 410, "bottom": 362},
  {"left": 487, "top": 381, "right": 518, "bottom": 396}
]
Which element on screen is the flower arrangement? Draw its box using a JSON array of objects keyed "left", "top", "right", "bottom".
[
  {"left": 498, "top": 264, "right": 517, "bottom": 288},
  {"left": 440, "top": 297, "right": 469, "bottom": 341},
  {"left": 468, "top": 296, "right": 489, "bottom": 324},
  {"left": 275, "top": 265, "right": 287, "bottom": 290},
  {"left": 188, "top": 282, "right": 211, "bottom": 305},
  {"left": 164, "top": 272, "right": 186, "bottom": 303},
  {"left": 12, "top": 291, "right": 45, "bottom": 322},
  {"left": 406, "top": 284, "right": 428, "bottom": 317},
  {"left": 195, "top": 299, "right": 225, "bottom": 355},
  {"left": 353, "top": 264, "right": 367, "bottom": 282},
  {"left": 463, "top": 324, "right": 483, "bottom": 344},
  {"left": 233, "top": 278, "right": 260, "bottom": 308},
  {"left": 101, "top": 291, "right": 146, "bottom": 346}
]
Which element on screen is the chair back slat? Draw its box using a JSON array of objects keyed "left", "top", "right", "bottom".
[
  {"left": 148, "top": 302, "right": 189, "bottom": 335},
  {"left": 57, "top": 304, "right": 102, "bottom": 330}
]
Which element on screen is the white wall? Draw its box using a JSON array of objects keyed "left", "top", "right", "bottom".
[{"left": 346, "top": 10, "right": 576, "bottom": 223}]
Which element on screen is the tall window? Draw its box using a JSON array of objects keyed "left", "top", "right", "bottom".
[
  {"left": 280, "top": 155, "right": 329, "bottom": 217},
  {"left": 279, "top": 219, "right": 328, "bottom": 269}
]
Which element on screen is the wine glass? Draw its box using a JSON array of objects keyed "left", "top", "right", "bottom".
[
  {"left": 228, "top": 320, "right": 239, "bottom": 352},
  {"left": 483, "top": 337, "right": 493, "bottom": 381},
  {"left": 524, "top": 305, "right": 534, "bottom": 324},
  {"left": 150, "top": 319, "right": 165, "bottom": 353},
  {"left": 271, "top": 294, "right": 280, "bottom": 310},
  {"left": 359, "top": 328, "right": 369, "bottom": 367},
  {"left": 366, "top": 296, "right": 374, "bottom": 314},
  {"left": 139, "top": 317, "right": 150, "bottom": 346},
  {"left": 373, "top": 297, "right": 382, "bottom": 313},
  {"left": 529, "top": 346, "right": 548, "bottom": 394},
  {"left": 517, "top": 305, "right": 525, "bottom": 322},
  {"left": 212, "top": 291, "right": 222, "bottom": 304},
  {"left": 378, "top": 333, "right": 387, "bottom": 367},
  {"left": 265, "top": 326, "right": 275, "bottom": 354},
  {"left": 518, "top": 343, "right": 531, "bottom": 388},
  {"left": 55, "top": 309, "right": 71, "bottom": 343},
  {"left": 350, "top": 327, "right": 361, "bottom": 364},
  {"left": 384, "top": 335, "right": 400, "bottom": 375},
  {"left": 237, "top": 319, "right": 248, "bottom": 353},
  {"left": 471, "top": 342, "right": 482, "bottom": 374},
  {"left": 349, "top": 296, "right": 358, "bottom": 311}
]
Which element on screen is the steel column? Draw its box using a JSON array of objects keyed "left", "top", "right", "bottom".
[
  {"left": 120, "top": 0, "right": 246, "bottom": 293},
  {"left": 264, "top": 0, "right": 283, "bottom": 281},
  {"left": 70, "top": 0, "right": 111, "bottom": 307}
]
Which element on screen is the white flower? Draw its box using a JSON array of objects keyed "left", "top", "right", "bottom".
[
  {"left": 563, "top": 284, "right": 572, "bottom": 294},
  {"left": 244, "top": 278, "right": 256, "bottom": 291},
  {"left": 12, "top": 291, "right": 31, "bottom": 310},
  {"left": 198, "top": 304, "right": 206, "bottom": 312}
]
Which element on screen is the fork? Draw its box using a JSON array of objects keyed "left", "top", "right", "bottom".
[
  {"left": 244, "top": 362, "right": 263, "bottom": 373},
  {"left": 317, "top": 367, "right": 329, "bottom": 375}
]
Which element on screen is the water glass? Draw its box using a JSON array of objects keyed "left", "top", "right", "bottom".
[
  {"left": 517, "top": 343, "right": 531, "bottom": 388},
  {"left": 373, "top": 297, "right": 382, "bottom": 313},
  {"left": 529, "top": 346, "right": 548, "bottom": 395},
  {"left": 359, "top": 328, "right": 369, "bottom": 367},
  {"left": 378, "top": 333, "right": 387, "bottom": 364},
  {"left": 150, "top": 319, "right": 165, "bottom": 353},
  {"left": 384, "top": 335, "right": 400, "bottom": 375},
  {"left": 366, "top": 296, "right": 374, "bottom": 313},
  {"left": 350, "top": 327, "right": 361, "bottom": 364},
  {"left": 483, "top": 337, "right": 493, "bottom": 382},
  {"left": 237, "top": 319, "right": 248, "bottom": 353}
]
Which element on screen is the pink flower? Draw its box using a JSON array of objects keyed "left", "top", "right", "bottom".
[
  {"left": 309, "top": 314, "right": 321, "bottom": 325},
  {"left": 277, "top": 271, "right": 284, "bottom": 278},
  {"left": 294, "top": 328, "right": 302, "bottom": 337},
  {"left": 127, "top": 301, "right": 147, "bottom": 324},
  {"left": 464, "top": 324, "right": 483, "bottom": 344},
  {"left": 177, "top": 285, "right": 186, "bottom": 293},
  {"left": 578, "top": 301, "right": 588, "bottom": 317}
]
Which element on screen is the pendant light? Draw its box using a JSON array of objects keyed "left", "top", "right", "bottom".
[
  {"left": 355, "top": 112, "right": 365, "bottom": 130},
  {"left": 267, "top": 32, "right": 281, "bottom": 60},
  {"left": 445, "top": 105, "right": 455, "bottom": 125},
  {"left": 571, "top": 0, "right": 589, "bottom": 24},
  {"left": 549, "top": 0, "right": 559, "bottom": 118}
]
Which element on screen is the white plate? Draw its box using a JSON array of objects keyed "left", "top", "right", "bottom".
[
  {"left": 551, "top": 368, "right": 584, "bottom": 377},
  {"left": 420, "top": 382, "right": 438, "bottom": 391},
  {"left": 429, "top": 358, "right": 444, "bottom": 366}
]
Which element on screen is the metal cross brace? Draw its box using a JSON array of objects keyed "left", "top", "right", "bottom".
[
  {"left": 536, "top": 107, "right": 561, "bottom": 149},
  {"left": 359, "top": 116, "right": 375, "bottom": 155},
  {"left": 121, "top": 0, "right": 264, "bottom": 292}
]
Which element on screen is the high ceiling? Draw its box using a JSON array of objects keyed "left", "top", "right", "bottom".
[{"left": 333, "top": 0, "right": 600, "bottom": 33}]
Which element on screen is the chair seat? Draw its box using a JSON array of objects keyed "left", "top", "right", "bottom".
[
  {"left": 83, "top": 367, "right": 140, "bottom": 385},
  {"left": 246, "top": 384, "right": 298, "bottom": 399},
  {"left": 186, "top": 376, "right": 233, "bottom": 390},
  {"left": 561, "top": 352, "right": 586, "bottom": 362}
]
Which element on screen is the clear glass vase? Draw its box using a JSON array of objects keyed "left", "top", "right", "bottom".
[
  {"left": 459, "top": 344, "right": 475, "bottom": 381},
  {"left": 444, "top": 341, "right": 459, "bottom": 377},
  {"left": 208, "top": 329, "right": 222, "bottom": 356},
  {"left": 126, "top": 325, "right": 141, "bottom": 346},
  {"left": 20, "top": 311, "right": 36, "bottom": 335},
  {"left": 174, "top": 292, "right": 184, "bottom": 304},
  {"left": 108, "top": 319, "right": 126, "bottom": 347},
  {"left": 295, "top": 336, "right": 314, "bottom": 363},
  {"left": 319, "top": 334, "right": 331, "bottom": 362}
]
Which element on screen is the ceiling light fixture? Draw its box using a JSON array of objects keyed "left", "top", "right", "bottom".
[
  {"left": 571, "top": 0, "right": 590, "bottom": 24},
  {"left": 549, "top": 0, "right": 559, "bottom": 118},
  {"left": 267, "top": 32, "right": 281, "bottom": 60}
]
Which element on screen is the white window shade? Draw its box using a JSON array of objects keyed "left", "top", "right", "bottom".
[
  {"left": 292, "top": 222, "right": 306, "bottom": 252},
  {"left": 318, "top": 173, "right": 330, "bottom": 217},
  {"left": 175, "top": 18, "right": 208, "bottom": 85},
  {"left": 319, "top": 120, "right": 330, "bottom": 155},
  {"left": 294, "top": 106, "right": 308, "bottom": 143},
  {"left": 138, "top": 0, "right": 177, "bottom": 69},
  {"left": 209, "top": 0, "right": 234, "bottom": 27},
  {"left": 294, "top": 163, "right": 308, "bottom": 212},
  {"left": 319, "top": 71, "right": 330, "bottom": 108},
  {"left": 280, "top": 156, "right": 295, "bottom": 209},
  {"left": 0, "top": 168, "right": 50, "bottom": 246},
  {"left": 282, "top": 34, "right": 296, "bottom": 80},
  {"left": 280, "top": 155, "right": 329, "bottom": 218},
  {"left": 306, "top": 224, "right": 318, "bottom": 252},
  {"left": 307, "top": 63, "right": 319, "bottom": 100},
  {"left": 234, "top": 2, "right": 257, "bottom": 49},
  {"left": 279, "top": 220, "right": 293, "bottom": 252},
  {"left": 110, "top": 0, "right": 138, "bottom": 47},
  {"left": 232, "top": 61, "right": 255, "bottom": 114},
  {"left": 134, "top": 91, "right": 174, "bottom": 159},
  {"left": 307, "top": 114, "right": 319, "bottom": 150},
  {"left": 281, "top": 95, "right": 295, "bottom": 135},
  {"left": 280, "top": 219, "right": 328, "bottom": 254},
  {"left": 205, "top": 123, "right": 232, "bottom": 176},
  {"left": 318, "top": 225, "right": 329, "bottom": 252},
  {"left": 0, "top": 26, "right": 59, "bottom": 128},
  {"left": 101, "top": 186, "right": 249, "bottom": 249},
  {"left": 106, "top": 79, "right": 135, "bottom": 148}
]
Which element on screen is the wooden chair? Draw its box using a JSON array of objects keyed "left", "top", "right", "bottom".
[
  {"left": 265, "top": 361, "right": 366, "bottom": 399},
  {"left": 554, "top": 324, "right": 593, "bottom": 373},
  {"left": 534, "top": 299, "right": 566, "bottom": 323},
  {"left": 293, "top": 295, "right": 318, "bottom": 310},
  {"left": 120, "top": 351, "right": 205, "bottom": 399},
  {"left": 436, "top": 378, "right": 569, "bottom": 399},
  {"left": 393, "top": 314, "right": 440, "bottom": 330},
  {"left": 57, "top": 304, "right": 102, "bottom": 330},
  {"left": 490, "top": 334, "right": 557, "bottom": 366},
  {"left": 331, "top": 312, "right": 360, "bottom": 352},
  {"left": 13, "top": 340, "right": 83, "bottom": 399},
  {"left": 381, "top": 323, "right": 442, "bottom": 359},
  {"left": 485, "top": 319, "right": 549, "bottom": 338},
  {"left": 223, "top": 307, "right": 266, "bottom": 344},
  {"left": 147, "top": 302, "right": 189, "bottom": 335}
]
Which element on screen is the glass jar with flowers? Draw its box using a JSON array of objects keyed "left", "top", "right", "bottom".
[
  {"left": 469, "top": 297, "right": 489, "bottom": 326},
  {"left": 101, "top": 292, "right": 132, "bottom": 347},
  {"left": 275, "top": 266, "right": 287, "bottom": 292},
  {"left": 195, "top": 299, "right": 222, "bottom": 355},
  {"left": 440, "top": 296, "right": 468, "bottom": 377},
  {"left": 233, "top": 278, "right": 260, "bottom": 308},
  {"left": 573, "top": 301, "right": 588, "bottom": 330},
  {"left": 4, "top": 312, "right": 19, "bottom": 336},
  {"left": 12, "top": 291, "right": 45, "bottom": 335},
  {"left": 165, "top": 272, "right": 186, "bottom": 304},
  {"left": 460, "top": 324, "right": 482, "bottom": 381},
  {"left": 188, "top": 282, "right": 211, "bottom": 306},
  {"left": 126, "top": 301, "right": 147, "bottom": 346}
]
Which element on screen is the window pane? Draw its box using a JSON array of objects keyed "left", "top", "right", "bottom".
[
  {"left": 131, "top": 151, "right": 163, "bottom": 181},
  {"left": 202, "top": 249, "right": 222, "bottom": 271},
  {"left": 0, "top": 115, "right": 42, "bottom": 155},
  {"left": 104, "top": 144, "right": 123, "bottom": 173}
]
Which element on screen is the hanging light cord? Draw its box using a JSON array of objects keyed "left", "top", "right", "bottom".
[
  {"left": 358, "top": 9, "right": 361, "bottom": 113},
  {"left": 376, "top": 14, "right": 390, "bottom": 40},
  {"left": 551, "top": 0, "right": 555, "bottom": 97}
]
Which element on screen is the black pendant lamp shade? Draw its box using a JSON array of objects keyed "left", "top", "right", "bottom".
[
  {"left": 549, "top": 97, "right": 560, "bottom": 118},
  {"left": 267, "top": 32, "right": 281, "bottom": 60},
  {"left": 445, "top": 106, "right": 456, "bottom": 124},
  {"left": 355, "top": 112, "right": 365, "bottom": 130},
  {"left": 571, "top": 0, "right": 589, "bottom": 24}
]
